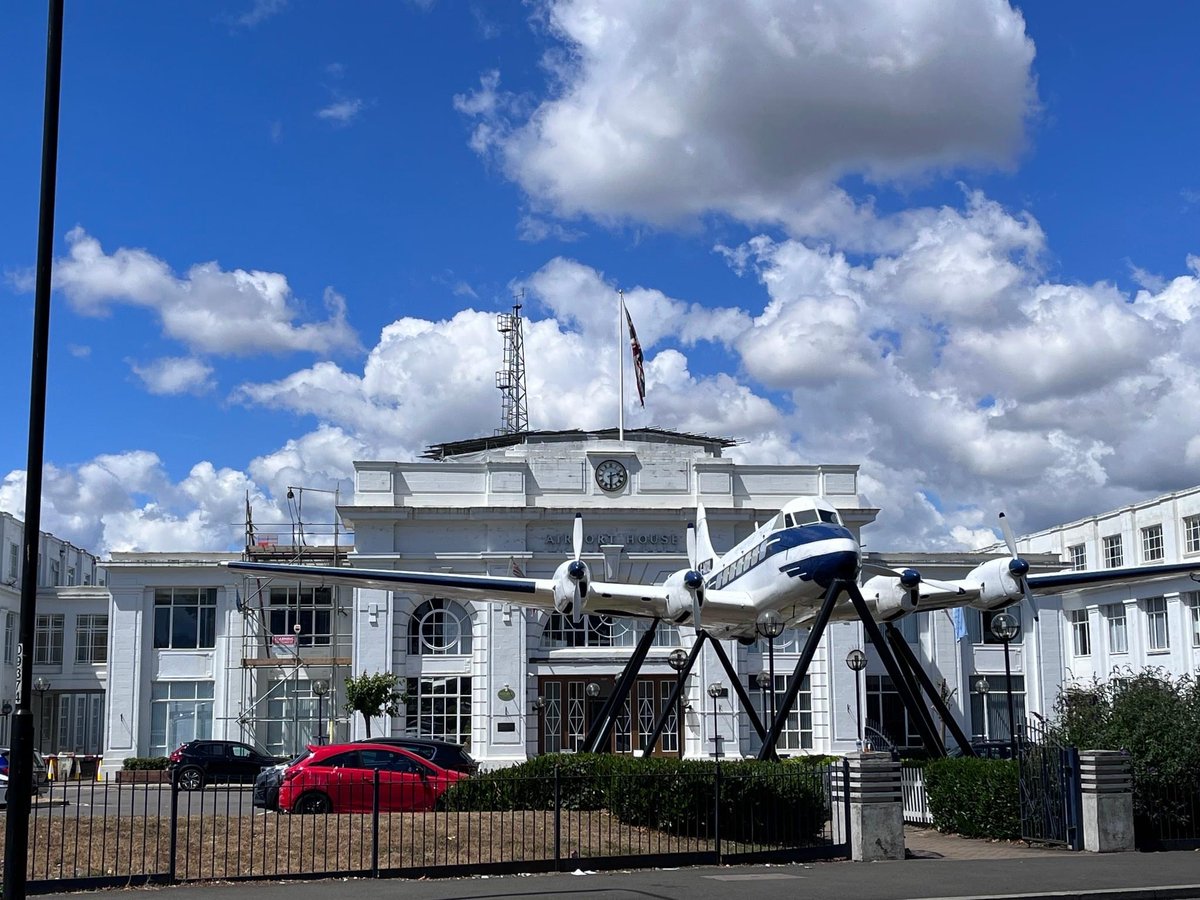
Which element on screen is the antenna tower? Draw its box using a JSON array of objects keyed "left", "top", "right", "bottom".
[{"left": 495, "top": 294, "right": 529, "bottom": 434}]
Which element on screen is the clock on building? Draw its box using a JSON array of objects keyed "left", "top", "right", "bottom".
[{"left": 594, "top": 459, "right": 628, "bottom": 492}]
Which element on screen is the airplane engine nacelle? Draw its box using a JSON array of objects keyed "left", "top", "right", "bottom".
[
  {"left": 965, "top": 557, "right": 1022, "bottom": 610},
  {"left": 663, "top": 569, "right": 704, "bottom": 624},
  {"left": 551, "top": 559, "right": 590, "bottom": 616},
  {"left": 862, "top": 574, "right": 918, "bottom": 621}
]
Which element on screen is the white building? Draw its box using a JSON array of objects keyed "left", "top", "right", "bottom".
[{"left": 0, "top": 510, "right": 107, "bottom": 753}]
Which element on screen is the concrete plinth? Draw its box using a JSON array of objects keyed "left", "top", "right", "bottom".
[
  {"left": 832, "top": 751, "right": 904, "bottom": 861},
  {"left": 1080, "top": 750, "right": 1134, "bottom": 853}
]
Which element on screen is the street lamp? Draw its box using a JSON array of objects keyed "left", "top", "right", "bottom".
[
  {"left": 312, "top": 679, "right": 328, "bottom": 745},
  {"left": 990, "top": 612, "right": 1021, "bottom": 756},
  {"left": 755, "top": 670, "right": 771, "bottom": 727},
  {"left": 845, "top": 648, "right": 867, "bottom": 749},
  {"left": 667, "top": 648, "right": 689, "bottom": 758},
  {"left": 32, "top": 678, "right": 49, "bottom": 753},
  {"left": 533, "top": 696, "right": 546, "bottom": 753},
  {"left": 755, "top": 610, "right": 784, "bottom": 728},
  {"left": 707, "top": 682, "right": 724, "bottom": 759},
  {"left": 0, "top": 701, "right": 11, "bottom": 745}
]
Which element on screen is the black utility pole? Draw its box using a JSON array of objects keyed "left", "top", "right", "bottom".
[{"left": 5, "top": 3, "right": 65, "bottom": 899}]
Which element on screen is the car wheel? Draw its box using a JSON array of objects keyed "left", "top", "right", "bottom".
[
  {"left": 295, "top": 791, "right": 332, "bottom": 814},
  {"left": 176, "top": 766, "right": 205, "bottom": 791}
]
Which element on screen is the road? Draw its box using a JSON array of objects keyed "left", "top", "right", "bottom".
[{"left": 33, "top": 782, "right": 266, "bottom": 818}]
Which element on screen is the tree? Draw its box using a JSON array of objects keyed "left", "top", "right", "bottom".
[{"left": 344, "top": 671, "right": 405, "bottom": 739}]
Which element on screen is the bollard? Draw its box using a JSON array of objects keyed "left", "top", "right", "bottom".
[
  {"left": 831, "top": 751, "right": 904, "bottom": 861},
  {"left": 1080, "top": 750, "right": 1134, "bottom": 852}
]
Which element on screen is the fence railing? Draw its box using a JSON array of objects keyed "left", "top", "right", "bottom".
[
  {"left": 1133, "top": 774, "right": 1200, "bottom": 851},
  {"left": 8, "top": 763, "right": 845, "bottom": 892},
  {"left": 900, "top": 766, "right": 932, "bottom": 825}
]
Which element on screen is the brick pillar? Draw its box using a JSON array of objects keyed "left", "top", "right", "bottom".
[
  {"left": 1080, "top": 750, "right": 1134, "bottom": 853},
  {"left": 832, "top": 751, "right": 904, "bottom": 861}
]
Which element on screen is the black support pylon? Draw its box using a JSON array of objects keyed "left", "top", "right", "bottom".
[
  {"left": 583, "top": 618, "right": 660, "bottom": 753},
  {"left": 885, "top": 622, "right": 975, "bottom": 756}
]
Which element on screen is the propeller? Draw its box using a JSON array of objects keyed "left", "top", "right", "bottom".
[
  {"left": 683, "top": 521, "right": 705, "bottom": 628},
  {"left": 860, "top": 563, "right": 965, "bottom": 598},
  {"left": 567, "top": 513, "right": 587, "bottom": 623},
  {"left": 998, "top": 512, "right": 1038, "bottom": 621}
]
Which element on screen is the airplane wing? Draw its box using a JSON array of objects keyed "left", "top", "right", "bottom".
[
  {"left": 225, "top": 559, "right": 755, "bottom": 626},
  {"left": 909, "top": 560, "right": 1200, "bottom": 613}
]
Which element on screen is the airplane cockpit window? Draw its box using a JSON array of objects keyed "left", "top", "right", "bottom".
[
  {"left": 792, "top": 509, "right": 821, "bottom": 526},
  {"left": 783, "top": 514, "right": 794, "bottom": 527},
  {"left": 818, "top": 510, "right": 840, "bottom": 524}
]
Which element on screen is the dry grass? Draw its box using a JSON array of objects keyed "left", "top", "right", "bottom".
[{"left": 2, "top": 811, "right": 727, "bottom": 882}]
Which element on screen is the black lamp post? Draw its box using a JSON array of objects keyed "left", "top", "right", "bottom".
[
  {"left": 1, "top": 702, "right": 11, "bottom": 745},
  {"left": 755, "top": 610, "right": 784, "bottom": 728},
  {"left": 845, "top": 648, "right": 867, "bottom": 749},
  {"left": 532, "top": 696, "right": 546, "bottom": 753},
  {"left": 32, "top": 679, "right": 49, "bottom": 753},
  {"left": 755, "top": 670, "right": 771, "bottom": 732},
  {"left": 990, "top": 612, "right": 1020, "bottom": 756},
  {"left": 707, "top": 682, "right": 724, "bottom": 758},
  {"left": 667, "top": 648, "right": 688, "bottom": 758},
  {"left": 312, "top": 679, "right": 328, "bottom": 745}
]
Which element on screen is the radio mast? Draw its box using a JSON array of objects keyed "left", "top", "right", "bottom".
[{"left": 495, "top": 295, "right": 529, "bottom": 435}]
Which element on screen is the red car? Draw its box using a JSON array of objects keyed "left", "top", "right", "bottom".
[{"left": 278, "top": 743, "right": 466, "bottom": 814}]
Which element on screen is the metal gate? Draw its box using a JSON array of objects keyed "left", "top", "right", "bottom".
[{"left": 1017, "top": 719, "right": 1082, "bottom": 849}]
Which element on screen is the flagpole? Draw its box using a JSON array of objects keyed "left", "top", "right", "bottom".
[{"left": 618, "top": 289, "right": 625, "bottom": 442}]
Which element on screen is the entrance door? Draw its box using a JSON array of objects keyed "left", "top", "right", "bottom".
[{"left": 537, "top": 676, "right": 678, "bottom": 756}]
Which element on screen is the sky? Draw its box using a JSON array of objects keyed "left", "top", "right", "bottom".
[{"left": 2, "top": 1, "right": 1199, "bottom": 558}]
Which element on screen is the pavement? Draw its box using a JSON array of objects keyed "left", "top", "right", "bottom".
[{"left": 32, "top": 826, "right": 1200, "bottom": 900}]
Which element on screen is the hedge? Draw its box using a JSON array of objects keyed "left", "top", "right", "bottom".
[
  {"left": 923, "top": 757, "right": 1019, "bottom": 839},
  {"left": 122, "top": 756, "right": 170, "bottom": 771}
]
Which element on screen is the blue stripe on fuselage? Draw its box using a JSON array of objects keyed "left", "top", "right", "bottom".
[
  {"left": 780, "top": 550, "right": 860, "bottom": 588},
  {"left": 704, "top": 523, "right": 857, "bottom": 591}
]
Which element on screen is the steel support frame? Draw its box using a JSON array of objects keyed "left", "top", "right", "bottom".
[
  {"left": 640, "top": 633, "right": 707, "bottom": 756},
  {"left": 582, "top": 618, "right": 660, "bottom": 753},
  {"left": 883, "top": 624, "right": 946, "bottom": 757},
  {"left": 884, "top": 622, "right": 975, "bottom": 757}
]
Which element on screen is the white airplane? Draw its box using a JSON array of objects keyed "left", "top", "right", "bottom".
[{"left": 225, "top": 496, "right": 1200, "bottom": 640}]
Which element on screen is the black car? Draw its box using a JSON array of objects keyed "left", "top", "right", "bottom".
[
  {"left": 168, "top": 740, "right": 284, "bottom": 791},
  {"left": 352, "top": 737, "right": 478, "bottom": 775},
  {"left": 252, "top": 752, "right": 307, "bottom": 811}
]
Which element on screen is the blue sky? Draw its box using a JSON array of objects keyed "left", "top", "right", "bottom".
[{"left": 2, "top": 1, "right": 1199, "bottom": 555}]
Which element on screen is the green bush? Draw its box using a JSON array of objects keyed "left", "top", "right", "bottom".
[
  {"left": 439, "top": 754, "right": 828, "bottom": 844},
  {"left": 924, "top": 757, "right": 1019, "bottom": 839},
  {"left": 122, "top": 756, "right": 170, "bottom": 771}
]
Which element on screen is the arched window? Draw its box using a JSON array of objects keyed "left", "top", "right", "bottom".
[
  {"left": 540, "top": 613, "right": 679, "bottom": 649},
  {"left": 407, "top": 599, "right": 473, "bottom": 656}
]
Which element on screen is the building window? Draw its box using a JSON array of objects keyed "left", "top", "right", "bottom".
[
  {"left": 1105, "top": 604, "right": 1128, "bottom": 654},
  {"left": 34, "top": 614, "right": 64, "bottom": 665},
  {"left": 6, "top": 543, "right": 17, "bottom": 583},
  {"left": 49, "top": 560, "right": 60, "bottom": 586},
  {"left": 55, "top": 692, "right": 105, "bottom": 754},
  {"left": 4, "top": 611, "right": 15, "bottom": 665},
  {"left": 970, "top": 675, "right": 1025, "bottom": 741},
  {"left": 404, "top": 676, "right": 471, "bottom": 745},
  {"left": 263, "top": 678, "right": 328, "bottom": 756},
  {"left": 153, "top": 588, "right": 217, "bottom": 650},
  {"left": 268, "top": 586, "right": 332, "bottom": 646},
  {"left": 1184, "top": 515, "right": 1200, "bottom": 554},
  {"left": 1070, "top": 609, "right": 1091, "bottom": 657},
  {"left": 75, "top": 614, "right": 108, "bottom": 664},
  {"left": 66, "top": 566, "right": 76, "bottom": 586},
  {"left": 149, "top": 681, "right": 214, "bottom": 756},
  {"left": 1184, "top": 592, "right": 1200, "bottom": 649},
  {"left": 750, "top": 673, "right": 812, "bottom": 752},
  {"left": 866, "top": 675, "right": 923, "bottom": 749},
  {"left": 1067, "top": 544, "right": 1086, "bottom": 571},
  {"left": 1144, "top": 596, "right": 1169, "bottom": 652},
  {"left": 1141, "top": 525, "right": 1164, "bottom": 562},
  {"left": 1102, "top": 535, "right": 1123, "bottom": 568},
  {"left": 407, "top": 599, "right": 473, "bottom": 655},
  {"left": 540, "top": 613, "right": 679, "bottom": 649}
]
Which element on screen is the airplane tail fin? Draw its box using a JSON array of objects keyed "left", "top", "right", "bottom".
[{"left": 695, "top": 503, "right": 717, "bottom": 575}]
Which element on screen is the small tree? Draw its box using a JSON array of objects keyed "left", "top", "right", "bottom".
[{"left": 344, "top": 671, "right": 405, "bottom": 738}]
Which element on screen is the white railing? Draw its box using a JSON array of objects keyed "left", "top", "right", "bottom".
[{"left": 902, "top": 765, "right": 933, "bottom": 825}]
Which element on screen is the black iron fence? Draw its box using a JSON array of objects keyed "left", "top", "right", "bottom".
[
  {"left": 5, "top": 763, "right": 844, "bottom": 892},
  {"left": 1133, "top": 774, "right": 1200, "bottom": 851}
]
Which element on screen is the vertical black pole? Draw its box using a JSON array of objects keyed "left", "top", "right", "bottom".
[
  {"left": 5, "top": 4, "right": 65, "bottom": 899},
  {"left": 854, "top": 668, "right": 863, "bottom": 745},
  {"left": 1003, "top": 640, "right": 1016, "bottom": 757},
  {"left": 371, "top": 769, "right": 380, "bottom": 877},
  {"left": 767, "top": 638, "right": 777, "bottom": 729}
]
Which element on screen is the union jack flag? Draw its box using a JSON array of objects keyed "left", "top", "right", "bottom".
[{"left": 625, "top": 306, "right": 646, "bottom": 407}]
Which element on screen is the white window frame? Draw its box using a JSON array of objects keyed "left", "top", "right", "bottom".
[
  {"left": 34, "top": 613, "right": 64, "bottom": 666},
  {"left": 1184, "top": 591, "right": 1200, "bottom": 649},
  {"left": 1141, "top": 525, "right": 1164, "bottom": 563},
  {"left": 75, "top": 614, "right": 108, "bottom": 664},
  {"left": 149, "top": 681, "right": 214, "bottom": 756},
  {"left": 1144, "top": 596, "right": 1169, "bottom": 652},
  {"left": 1102, "top": 535, "right": 1123, "bottom": 568},
  {"left": 1070, "top": 609, "right": 1091, "bottom": 657},
  {"left": 1184, "top": 515, "right": 1200, "bottom": 555},
  {"left": 3, "top": 611, "right": 15, "bottom": 665},
  {"left": 1105, "top": 603, "right": 1128, "bottom": 654},
  {"left": 1067, "top": 544, "right": 1086, "bottom": 571},
  {"left": 6, "top": 543, "right": 17, "bottom": 583},
  {"left": 153, "top": 587, "right": 218, "bottom": 650}
]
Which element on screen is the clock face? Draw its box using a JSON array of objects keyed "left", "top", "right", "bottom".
[{"left": 595, "top": 459, "right": 628, "bottom": 492}]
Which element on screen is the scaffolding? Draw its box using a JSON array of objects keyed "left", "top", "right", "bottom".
[{"left": 225, "top": 487, "right": 354, "bottom": 754}]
